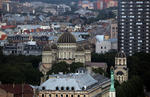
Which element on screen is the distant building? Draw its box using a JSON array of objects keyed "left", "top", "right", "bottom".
[
  {"left": 39, "top": 32, "right": 91, "bottom": 74},
  {"left": 114, "top": 52, "right": 128, "bottom": 84},
  {"left": 118, "top": 0, "right": 150, "bottom": 56},
  {"left": 110, "top": 20, "right": 118, "bottom": 39},
  {"left": 85, "top": 62, "right": 108, "bottom": 72},
  {"left": 79, "top": 0, "right": 94, "bottom": 9},
  {"left": 107, "top": 0, "right": 118, "bottom": 8},
  {"left": 0, "top": 84, "right": 34, "bottom": 97},
  {"left": 3, "top": 41, "right": 43, "bottom": 56},
  {"left": 38, "top": 72, "right": 110, "bottom": 97},
  {"left": 96, "top": 0, "right": 104, "bottom": 10},
  {"left": 95, "top": 35, "right": 117, "bottom": 54}
]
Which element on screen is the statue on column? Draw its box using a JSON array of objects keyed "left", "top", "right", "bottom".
[{"left": 109, "top": 67, "right": 116, "bottom": 97}]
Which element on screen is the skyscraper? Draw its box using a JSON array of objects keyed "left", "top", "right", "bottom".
[{"left": 118, "top": 0, "right": 150, "bottom": 56}]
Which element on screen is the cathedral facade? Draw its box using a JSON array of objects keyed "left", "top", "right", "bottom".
[
  {"left": 39, "top": 32, "right": 91, "bottom": 74},
  {"left": 114, "top": 52, "right": 128, "bottom": 84}
]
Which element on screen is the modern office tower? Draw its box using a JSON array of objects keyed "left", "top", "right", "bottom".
[{"left": 118, "top": 0, "right": 150, "bottom": 56}]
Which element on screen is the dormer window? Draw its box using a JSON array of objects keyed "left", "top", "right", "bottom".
[
  {"left": 71, "top": 87, "right": 75, "bottom": 90},
  {"left": 61, "top": 87, "right": 64, "bottom": 90},
  {"left": 56, "top": 86, "right": 59, "bottom": 90},
  {"left": 42, "top": 86, "right": 45, "bottom": 90},
  {"left": 66, "top": 87, "right": 69, "bottom": 90}
]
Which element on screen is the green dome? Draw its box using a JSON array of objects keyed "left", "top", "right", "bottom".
[{"left": 57, "top": 32, "right": 76, "bottom": 43}]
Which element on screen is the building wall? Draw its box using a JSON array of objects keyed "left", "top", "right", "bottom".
[
  {"left": 96, "top": 41, "right": 111, "bottom": 54},
  {"left": 114, "top": 57, "right": 128, "bottom": 84},
  {"left": 38, "top": 83, "right": 110, "bottom": 97},
  {"left": 41, "top": 43, "right": 91, "bottom": 73},
  {"left": 110, "top": 22, "right": 118, "bottom": 39},
  {"left": 0, "top": 88, "right": 14, "bottom": 97}
]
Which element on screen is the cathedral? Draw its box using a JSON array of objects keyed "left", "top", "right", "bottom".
[
  {"left": 114, "top": 52, "right": 128, "bottom": 84},
  {"left": 39, "top": 32, "right": 91, "bottom": 74}
]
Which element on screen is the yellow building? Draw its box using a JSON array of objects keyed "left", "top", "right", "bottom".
[{"left": 39, "top": 32, "right": 91, "bottom": 74}]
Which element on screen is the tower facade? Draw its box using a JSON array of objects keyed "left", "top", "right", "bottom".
[
  {"left": 118, "top": 0, "right": 150, "bottom": 56},
  {"left": 114, "top": 52, "right": 128, "bottom": 84}
]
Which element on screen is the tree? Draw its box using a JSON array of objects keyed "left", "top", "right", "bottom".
[
  {"left": 116, "top": 76, "right": 145, "bottom": 97},
  {"left": 70, "top": 62, "right": 84, "bottom": 73}
]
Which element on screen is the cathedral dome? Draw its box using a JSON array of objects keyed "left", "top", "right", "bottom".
[
  {"left": 116, "top": 52, "right": 126, "bottom": 58},
  {"left": 57, "top": 32, "right": 76, "bottom": 43}
]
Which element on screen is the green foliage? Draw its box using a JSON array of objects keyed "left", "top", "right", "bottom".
[
  {"left": 0, "top": 50, "right": 42, "bottom": 85},
  {"left": 92, "top": 52, "right": 149, "bottom": 96},
  {"left": 116, "top": 76, "right": 145, "bottom": 97},
  {"left": 70, "top": 62, "right": 84, "bottom": 73},
  {"left": 50, "top": 61, "right": 70, "bottom": 74},
  {"left": 92, "top": 68, "right": 105, "bottom": 75},
  {"left": 91, "top": 52, "right": 117, "bottom": 74},
  {"left": 47, "top": 61, "right": 84, "bottom": 74},
  {"left": 128, "top": 53, "right": 150, "bottom": 91}
]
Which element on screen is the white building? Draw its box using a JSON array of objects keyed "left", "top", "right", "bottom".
[{"left": 95, "top": 35, "right": 117, "bottom": 54}]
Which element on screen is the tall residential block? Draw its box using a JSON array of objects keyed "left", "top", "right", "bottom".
[{"left": 118, "top": 0, "right": 150, "bottom": 56}]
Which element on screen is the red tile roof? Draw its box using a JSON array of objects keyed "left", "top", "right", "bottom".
[{"left": 0, "top": 84, "right": 33, "bottom": 97}]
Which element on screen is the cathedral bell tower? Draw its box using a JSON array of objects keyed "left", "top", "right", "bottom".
[{"left": 114, "top": 52, "right": 128, "bottom": 84}]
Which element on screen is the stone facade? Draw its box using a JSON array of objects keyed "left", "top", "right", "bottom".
[
  {"left": 114, "top": 52, "right": 128, "bottom": 84},
  {"left": 39, "top": 32, "right": 91, "bottom": 74},
  {"left": 110, "top": 20, "right": 118, "bottom": 39}
]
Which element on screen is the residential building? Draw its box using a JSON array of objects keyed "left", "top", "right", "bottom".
[
  {"left": 118, "top": 0, "right": 150, "bottom": 56},
  {"left": 3, "top": 41, "right": 43, "bottom": 56},
  {"left": 0, "top": 84, "right": 34, "bottom": 97},
  {"left": 95, "top": 35, "right": 117, "bottom": 54}
]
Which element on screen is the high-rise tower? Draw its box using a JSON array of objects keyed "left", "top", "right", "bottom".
[{"left": 118, "top": 0, "right": 150, "bottom": 56}]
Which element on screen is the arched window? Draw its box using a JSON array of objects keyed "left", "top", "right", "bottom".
[
  {"left": 66, "top": 94, "right": 68, "bottom": 97},
  {"left": 119, "top": 59, "right": 121, "bottom": 65},
  {"left": 123, "top": 59, "right": 126, "bottom": 64},
  {"left": 42, "top": 94, "right": 44, "bottom": 97},
  {"left": 49, "top": 94, "right": 51, "bottom": 97},
  {"left": 71, "top": 95, "right": 73, "bottom": 97},
  {"left": 78, "top": 95, "right": 80, "bottom": 97},
  {"left": 84, "top": 95, "right": 86, "bottom": 97},
  {"left": 61, "top": 87, "right": 64, "bottom": 90},
  {"left": 69, "top": 52, "right": 71, "bottom": 58},
  {"left": 56, "top": 94, "right": 58, "bottom": 97},
  {"left": 61, "top": 94, "right": 63, "bottom": 97}
]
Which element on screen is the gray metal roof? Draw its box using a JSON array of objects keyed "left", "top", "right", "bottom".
[{"left": 39, "top": 73, "right": 98, "bottom": 91}]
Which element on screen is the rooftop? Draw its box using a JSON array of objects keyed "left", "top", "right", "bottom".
[{"left": 39, "top": 73, "right": 110, "bottom": 91}]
